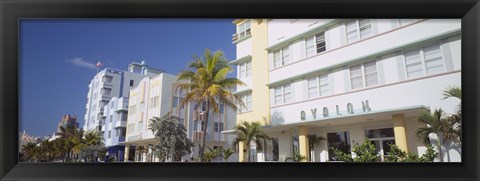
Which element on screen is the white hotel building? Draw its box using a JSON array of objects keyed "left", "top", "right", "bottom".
[
  {"left": 123, "top": 72, "right": 237, "bottom": 162},
  {"left": 231, "top": 19, "right": 461, "bottom": 162}
]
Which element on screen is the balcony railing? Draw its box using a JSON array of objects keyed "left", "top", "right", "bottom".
[{"left": 114, "top": 120, "right": 127, "bottom": 128}]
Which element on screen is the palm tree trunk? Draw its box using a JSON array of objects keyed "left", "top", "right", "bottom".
[
  {"left": 437, "top": 135, "right": 444, "bottom": 162},
  {"left": 199, "top": 100, "right": 210, "bottom": 162}
]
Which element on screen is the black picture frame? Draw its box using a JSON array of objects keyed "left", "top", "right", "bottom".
[{"left": 1, "top": 0, "right": 479, "bottom": 181}]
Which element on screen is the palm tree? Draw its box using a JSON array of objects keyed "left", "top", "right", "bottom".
[
  {"left": 307, "top": 134, "right": 325, "bottom": 162},
  {"left": 177, "top": 49, "right": 245, "bottom": 162},
  {"left": 416, "top": 109, "right": 451, "bottom": 162},
  {"left": 232, "top": 121, "right": 270, "bottom": 162},
  {"left": 285, "top": 152, "right": 307, "bottom": 162},
  {"left": 221, "top": 148, "right": 236, "bottom": 162},
  {"left": 22, "top": 142, "right": 38, "bottom": 162},
  {"left": 442, "top": 86, "right": 462, "bottom": 142}
]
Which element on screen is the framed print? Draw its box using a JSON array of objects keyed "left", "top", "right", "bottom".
[{"left": 1, "top": 0, "right": 479, "bottom": 181}]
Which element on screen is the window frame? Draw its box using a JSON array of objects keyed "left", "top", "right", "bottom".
[
  {"left": 345, "top": 19, "right": 373, "bottom": 44},
  {"left": 237, "top": 20, "right": 251, "bottom": 38},
  {"left": 272, "top": 46, "right": 291, "bottom": 68},
  {"left": 349, "top": 60, "right": 379, "bottom": 90},
  {"left": 307, "top": 73, "right": 330, "bottom": 99},
  {"left": 402, "top": 42, "right": 446, "bottom": 79},
  {"left": 305, "top": 32, "right": 327, "bottom": 57},
  {"left": 274, "top": 83, "right": 293, "bottom": 105}
]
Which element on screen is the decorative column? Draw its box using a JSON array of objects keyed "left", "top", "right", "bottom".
[
  {"left": 298, "top": 126, "right": 309, "bottom": 162},
  {"left": 239, "top": 141, "right": 245, "bottom": 162},
  {"left": 393, "top": 114, "right": 409, "bottom": 153},
  {"left": 124, "top": 144, "right": 130, "bottom": 162}
]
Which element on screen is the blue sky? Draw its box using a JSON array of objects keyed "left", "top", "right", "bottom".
[{"left": 20, "top": 19, "right": 236, "bottom": 137}]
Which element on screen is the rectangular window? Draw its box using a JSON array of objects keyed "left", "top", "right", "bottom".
[
  {"left": 307, "top": 74, "right": 329, "bottom": 98},
  {"left": 219, "top": 103, "right": 224, "bottom": 113},
  {"left": 404, "top": 43, "right": 445, "bottom": 79},
  {"left": 102, "top": 88, "right": 112, "bottom": 95},
  {"left": 116, "top": 129, "right": 120, "bottom": 137},
  {"left": 219, "top": 122, "right": 224, "bottom": 132},
  {"left": 365, "top": 128, "right": 395, "bottom": 162},
  {"left": 346, "top": 19, "right": 372, "bottom": 44},
  {"left": 327, "top": 131, "right": 351, "bottom": 161},
  {"left": 272, "top": 46, "right": 290, "bottom": 68},
  {"left": 274, "top": 83, "right": 293, "bottom": 105},
  {"left": 306, "top": 32, "right": 326, "bottom": 57},
  {"left": 110, "top": 115, "right": 113, "bottom": 123},
  {"left": 239, "top": 92, "right": 252, "bottom": 112},
  {"left": 239, "top": 62, "right": 246, "bottom": 78},
  {"left": 399, "top": 19, "right": 417, "bottom": 26},
  {"left": 350, "top": 60, "right": 378, "bottom": 90},
  {"left": 172, "top": 96, "right": 179, "bottom": 108},
  {"left": 103, "top": 75, "right": 113, "bottom": 83},
  {"left": 237, "top": 20, "right": 251, "bottom": 38},
  {"left": 245, "top": 61, "right": 252, "bottom": 77},
  {"left": 138, "top": 121, "right": 143, "bottom": 132},
  {"left": 214, "top": 122, "right": 219, "bottom": 132},
  {"left": 129, "top": 80, "right": 134, "bottom": 86},
  {"left": 194, "top": 120, "right": 198, "bottom": 131}
]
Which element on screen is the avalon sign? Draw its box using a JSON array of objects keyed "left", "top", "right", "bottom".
[{"left": 300, "top": 100, "right": 371, "bottom": 121}]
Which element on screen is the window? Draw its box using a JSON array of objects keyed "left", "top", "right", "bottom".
[
  {"left": 121, "top": 128, "right": 126, "bottom": 137},
  {"left": 115, "top": 129, "right": 120, "bottom": 137},
  {"left": 214, "top": 122, "right": 219, "bottom": 132},
  {"left": 307, "top": 74, "right": 329, "bottom": 98},
  {"left": 172, "top": 96, "right": 179, "bottom": 108},
  {"left": 194, "top": 120, "right": 199, "bottom": 131},
  {"left": 345, "top": 19, "right": 373, "bottom": 44},
  {"left": 110, "top": 115, "right": 113, "bottom": 123},
  {"left": 365, "top": 128, "right": 395, "bottom": 161},
  {"left": 237, "top": 60, "right": 252, "bottom": 78},
  {"left": 129, "top": 80, "right": 134, "bottom": 86},
  {"left": 103, "top": 75, "right": 113, "bottom": 83},
  {"left": 305, "top": 32, "right": 326, "bottom": 57},
  {"left": 138, "top": 121, "right": 143, "bottom": 132},
  {"left": 219, "top": 103, "right": 224, "bottom": 113},
  {"left": 404, "top": 43, "right": 445, "bottom": 79},
  {"left": 102, "top": 88, "right": 112, "bottom": 95},
  {"left": 398, "top": 19, "right": 417, "bottom": 26},
  {"left": 108, "top": 131, "right": 111, "bottom": 138},
  {"left": 239, "top": 92, "right": 252, "bottom": 112},
  {"left": 327, "top": 131, "right": 351, "bottom": 161},
  {"left": 219, "top": 122, "right": 224, "bottom": 132},
  {"left": 273, "top": 46, "right": 290, "bottom": 68},
  {"left": 237, "top": 20, "right": 251, "bottom": 38},
  {"left": 349, "top": 60, "right": 378, "bottom": 90},
  {"left": 274, "top": 83, "right": 292, "bottom": 105}
]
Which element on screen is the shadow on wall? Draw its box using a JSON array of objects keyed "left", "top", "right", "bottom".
[{"left": 271, "top": 111, "right": 285, "bottom": 126}]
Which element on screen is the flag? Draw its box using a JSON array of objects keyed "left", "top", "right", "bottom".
[{"left": 96, "top": 61, "right": 103, "bottom": 68}]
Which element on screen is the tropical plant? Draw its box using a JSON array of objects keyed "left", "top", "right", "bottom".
[
  {"left": 149, "top": 112, "right": 194, "bottom": 162},
  {"left": 221, "top": 147, "right": 236, "bottom": 162},
  {"left": 333, "top": 140, "right": 379, "bottom": 162},
  {"left": 285, "top": 152, "right": 307, "bottom": 162},
  {"left": 307, "top": 134, "right": 325, "bottom": 162},
  {"left": 384, "top": 143, "right": 437, "bottom": 162},
  {"left": 21, "top": 142, "right": 39, "bottom": 162},
  {"left": 203, "top": 147, "right": 222, "bottom": 162},
  {"left": 78, "top": 130, "right": 105, "bottom": 162},
  {"left": 177, "top": 49, "right": 245, "bottom": 162},
  {"left": 442, "top": 85, "right": 462, "bottom": 142},
  {"left": 232, "top": 121, "right": 270, "bottom": 162},
  {"left": 416, "top": 109, "right": 454, "bottom": 162}
]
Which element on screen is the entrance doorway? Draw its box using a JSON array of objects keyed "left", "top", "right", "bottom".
[{"left": 365, "top": 127, "right": 395, "bottom": 161}]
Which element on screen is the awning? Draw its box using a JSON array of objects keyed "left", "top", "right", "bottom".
[{"left": 261, "top": 105, "right": 430, "bottom": 133}]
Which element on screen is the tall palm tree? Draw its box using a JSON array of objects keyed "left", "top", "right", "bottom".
[
  {"left": 416, "top": 109, "right": 450, "bottom": 162},
  {"left": 307, "top": 134, "right": 325, "bottom": 162},
  {"left": 442, "top": 85, "right": 462, "bottom": 142},
  {"left": 177, "top": 49, "right": 245, "bottom": 162},
  {"left": 232, "top": 121, "right": 270, "bottom": 162},
  {"left": 22, "top": 142, "right": 38, "bottom": 162}
]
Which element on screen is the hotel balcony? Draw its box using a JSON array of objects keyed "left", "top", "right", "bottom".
[
  {"left": 116, "top": 98, "right": 129, "bottom": 112},
  {"left": 114, "top": 120, "right": 127, "bottom": 128}
]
